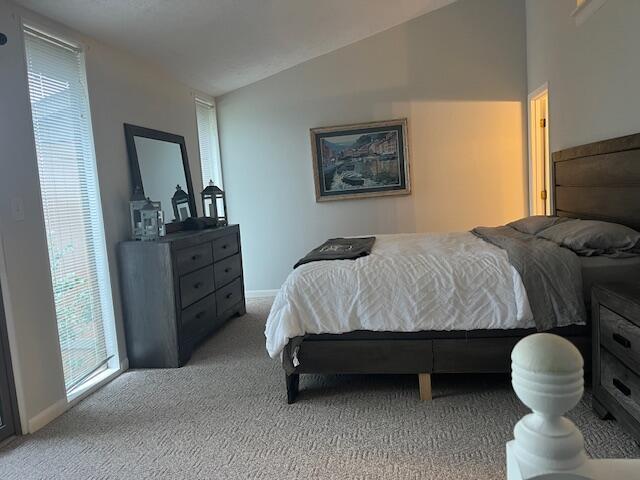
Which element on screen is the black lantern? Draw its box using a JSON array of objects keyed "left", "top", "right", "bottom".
[
  {"left": 201, "top": 180, "right": 227, "bottom": 226},
  {"left": 171, "top": 184, "right": 191, "bottom": 222}
]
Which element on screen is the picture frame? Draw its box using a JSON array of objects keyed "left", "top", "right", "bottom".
[{"left": 310, "top": 119, "right": 411, "bottom": 202}]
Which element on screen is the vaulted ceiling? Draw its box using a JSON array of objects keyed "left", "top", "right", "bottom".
[{"left": 15, "top": 0, "right": 456, "bottom": 96}]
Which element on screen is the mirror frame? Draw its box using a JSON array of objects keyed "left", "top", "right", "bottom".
[{"left": 123, "top": 123, "right": 197, "bottom": 229}]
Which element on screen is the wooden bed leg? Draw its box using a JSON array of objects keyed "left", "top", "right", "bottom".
[
  {"left": 418, "top": 373, "right": 432, "bottom": 401},
  {"left": 286, "top": 373, "right": 299, "bottom": 404}
]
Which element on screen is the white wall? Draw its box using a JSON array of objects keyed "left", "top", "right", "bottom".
[
  {"left": 0, "top": 0, "right": 211, "bottom": 431},
  {"left": 217, "top": 0, "right": 529, "bottom": 291},
  {"left": 526, "top": 0, "right": 640, "bottom": 152}
]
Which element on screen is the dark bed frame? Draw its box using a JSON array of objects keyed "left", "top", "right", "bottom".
[{"left": 284, "top": 132, "right": 640, "bottom": 404}]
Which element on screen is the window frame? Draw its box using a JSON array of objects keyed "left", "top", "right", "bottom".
[
  {"left": 195, "top": 97, "right": 224, "bottom": 193},
  {"left": 21, "top": 22, "right": 121, "bottom": 400}
]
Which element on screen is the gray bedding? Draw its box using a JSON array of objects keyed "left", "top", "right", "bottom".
[
  {"left": 294, "top": 237, "right": 376, "bottom": 269},
  {"left": 471, "top": 226, "right": 586, "bottom": 331}
]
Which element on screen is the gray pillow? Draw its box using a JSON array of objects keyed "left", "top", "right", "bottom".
[
  {"left": 537, "top": 219, "right": 640, "bottom": 256},
  {"left": 507, "top": 215, "right": 570, "bottom": 235}
]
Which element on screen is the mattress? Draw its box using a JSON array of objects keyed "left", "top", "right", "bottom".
[
  {"left": 580, "top": 255, "right": 640, "bottom": 305},
  {"left": 265, "top": 232, "right": 536, "bottom": 358}
]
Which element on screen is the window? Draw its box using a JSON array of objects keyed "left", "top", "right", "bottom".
[
  {"left": 195, "top": 99, "right": 223, "bottom": 189},
  {"left": 23, "top": 26, "right": 118, "bottom": 394}
]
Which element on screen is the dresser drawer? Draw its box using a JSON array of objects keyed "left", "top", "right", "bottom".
[
  {"left": 214, "top": 254, "right": 242, "bottom": 289},
  {"left": 213, "top": 234, "right": 239, "bottom": 261},
  {"left": 181, "top": 293, "right": 216, "bottom": 335},
  {"left": 600, "top": 306, "right": 640, "bottom": 370},
  {"left": 600, "top": 348, "right": 640, "bottom": 421},
  {"left": 180, "top": 265, "right": 215, "bottom": 307},
  {"left": 175, "top": 243, "right": 213, "bottom": 275},
  {"left": 216, "top": 277, "right": 243, "bottom": 315}
]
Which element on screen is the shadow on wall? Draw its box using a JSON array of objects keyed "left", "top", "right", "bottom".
[{"left": 217, "top": 0, "right": 528, "bottom": 289}]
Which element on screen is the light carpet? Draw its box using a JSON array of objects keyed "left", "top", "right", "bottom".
[{"left": 1, "top": 298, "right": 638, "bottom": 479}]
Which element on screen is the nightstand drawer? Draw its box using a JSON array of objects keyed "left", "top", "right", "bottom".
[
  {"left": 180, "top": 265, "right": 215, "bottom": 307},
  {"left": 600, "top": 306, "right": 640, "bottom": 370},
  {"left": 600, "top": 348, "right": 640, "bottom": 421}
]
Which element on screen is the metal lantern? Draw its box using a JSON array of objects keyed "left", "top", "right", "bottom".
[
  {"left": 134, "top": 198, "right": 164, "bottom": 241},
  {"left": 129, "top": 185, "right": 147, "bottom": 239},
  {"left": 171, "top": 184, "right": 191, "bottom": 222},
  {"left": 201, "top": 180, "right": 227, "bottom": 226}
]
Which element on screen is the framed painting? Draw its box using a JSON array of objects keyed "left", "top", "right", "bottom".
[{"left": 310, "top": 119, "right": 411, "bottom": 202}]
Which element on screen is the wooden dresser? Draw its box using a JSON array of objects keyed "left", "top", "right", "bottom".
[
  {"left": 119, "top": 225, "right": 245, "bottom": 368},
  {"left": 592, "top": 283, "right": 640, "bottom": 442}
]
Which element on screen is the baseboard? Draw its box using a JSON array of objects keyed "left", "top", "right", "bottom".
[
  {"left": 27, "top": 359, "right": 128, "bottom": 434},
  {"left": 27, "top": 397, "right": 67, "bottom": 433},
  {"left": 245, "top": 289, "right": 278, "bottom": 299}
]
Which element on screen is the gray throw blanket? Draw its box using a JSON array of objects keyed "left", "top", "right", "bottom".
[
  {"left": 294, "top": 237, "right": 376, "bottom": 269},
  {"left": 471, "top": 226, "right": 586, "bottom": 331}
]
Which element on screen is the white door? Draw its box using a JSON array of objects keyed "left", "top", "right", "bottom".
[{"left": 528, "top": 86, "right": 550, "bottom": 215}]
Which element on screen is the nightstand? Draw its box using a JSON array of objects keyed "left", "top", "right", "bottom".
[{"left": 592, "top": 283, "right": 640, "bottom": 443}]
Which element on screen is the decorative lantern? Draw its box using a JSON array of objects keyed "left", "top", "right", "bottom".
[
  {"left": 129, "top": 185, "right": 147, "bottom": 239},
  {"left": 171, "top": 184, "right": 191, "bottom": 222},
  {"left": 133, "top": 198, "right": 164, "bottom": 241},
  {"left": 201, "top": 180, "right": 227, "bottom": 226}
]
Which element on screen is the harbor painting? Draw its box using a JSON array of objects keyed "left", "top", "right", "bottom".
[{"left": 311, "top": 119, "right": 410, "bottom": 201}]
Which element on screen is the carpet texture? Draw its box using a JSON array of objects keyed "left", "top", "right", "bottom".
[{"left": 1, "top": 298, "right": 638, "bottom": 479}]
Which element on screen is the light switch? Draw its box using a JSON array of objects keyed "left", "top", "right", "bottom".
[{"left": 10, "top": 197, "right": 24, "bottom": 221}]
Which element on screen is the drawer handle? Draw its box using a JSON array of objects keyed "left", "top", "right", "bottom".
[
  {"left": 194, "top": 282, "right": 203, "bottom": 289},
  {"left": 195, "top": 311, "right": 206, "bottom": 319},
  {"left": 613, "top": 378, "right": 631, "bottom": 397},
  {"left": 191, "top": 254, "right": 201, "bottom": 261},
  {"left": 226, "top": 293, "right": 233, "bottom": 299},
  {"left": 224, "top": 267, "right": 231, "bottom": 273},
  {"left": 222, "top": 244, "right": 228, "bottom": 250},
  {"left": 613, "top": 333, "right": 631, "bottom": 349}
]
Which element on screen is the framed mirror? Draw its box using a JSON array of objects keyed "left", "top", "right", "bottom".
[{"left": 124, "top": 124, "right": 197, "bottom": 231}]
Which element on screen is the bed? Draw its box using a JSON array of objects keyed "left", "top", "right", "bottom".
[{"left": 267, "top": 132, "right": 640, "bottom": 404}]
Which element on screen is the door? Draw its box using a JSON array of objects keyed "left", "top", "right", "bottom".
[
  {"left": 0, "top": 284, "right": 18, "bottom": 442},
  {"left": 528, "top": 86, "right": 550, "bottom": 215}
]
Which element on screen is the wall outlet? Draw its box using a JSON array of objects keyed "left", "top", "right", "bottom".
[{"left": 10, "top": 197, "right": 24, "bottom": 221}]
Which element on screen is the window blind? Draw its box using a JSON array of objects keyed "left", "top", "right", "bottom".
[
  {"left": 24, "top": 27, "right": 117, "bottom": 393},
  {"left": 196, "top": 99, "right": 223, "bottom": 189}
]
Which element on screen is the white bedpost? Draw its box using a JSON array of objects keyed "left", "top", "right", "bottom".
[{"left": 506, "top": 333, "right": 639, "bottom": 480}]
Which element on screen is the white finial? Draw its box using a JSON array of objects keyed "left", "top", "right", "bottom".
[
  {"left": 507, "top": 333, "right": 640, "bottom": 479},
  {"left": 508, "top": 333, "right": 589, "bottom": 479},
  {"left": 512, "top": 333, "right": 583, "bottom": 374}
]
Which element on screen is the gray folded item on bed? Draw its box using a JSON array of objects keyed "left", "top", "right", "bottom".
[
  {"left": 294, "top": 237, "right": 376, "bottom": 269},
  {"left": 471, "top": 226, "right": 586, "bottom": 331}
]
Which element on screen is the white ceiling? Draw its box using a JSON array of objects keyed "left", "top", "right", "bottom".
[{"left": 15, "top": 0, "right": 456, "bottom": 96}]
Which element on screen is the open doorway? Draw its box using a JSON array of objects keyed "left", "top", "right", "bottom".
[{"left": 528, "top": 84, "right": 550, "bottom": 216}]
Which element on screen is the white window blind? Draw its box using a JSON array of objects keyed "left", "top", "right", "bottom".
[
  {"left": 23, "top": 27, "right": 117, "bottom": 393},
  {"left": 196, "top": 99, "right": 223, "bottom": 189}
]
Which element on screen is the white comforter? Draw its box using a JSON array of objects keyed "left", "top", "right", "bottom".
[{"left": 265, "top": 233, "right": 534, "bottom": 358}]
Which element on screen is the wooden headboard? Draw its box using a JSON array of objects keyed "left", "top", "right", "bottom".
[{"left": 552, "top": 133, "right": 640, "bottom": 231}]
